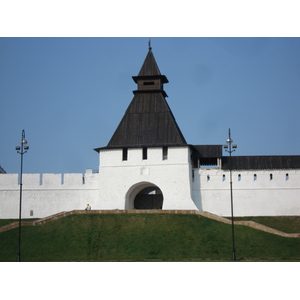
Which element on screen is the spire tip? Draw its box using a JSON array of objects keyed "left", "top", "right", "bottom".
[{"left": 148, "top": 39, "right": 152, "bottom": 51}]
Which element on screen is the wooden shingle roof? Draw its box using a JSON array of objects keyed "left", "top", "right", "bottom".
[
  {"left": 105, "top": 92, "right": 187, "bottom": 148},
  {"left": 132, "top": 49, "right": 168, "bottom": 85},
  {"left": 222, "top": 155, "right": 300, "bottom": 170},
  {"left": 137, "top": 49, "right": 161, "bottom": 76},
  {"left": 95, "top": 48, "right": 186, "bottom": 151},
  {"left": 191, "top": 145, "right": 223, "bottom": 158}
]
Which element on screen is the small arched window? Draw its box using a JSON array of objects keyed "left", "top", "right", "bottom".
[
  {"left": 222, "top": 174, "right": 226, "bottom": 181},
  {"left": 286, "top": 173, "right": 289, "bottom": 180},
  {"left": 254, "top": 174, "right": 257, "bottom": 181},
  {"left": 207, "top": 175, "right": 210, "bottom": 181},
  {"left": 238, "top": 174, "right": 241, "bottom": 181},
  {"left": 270, "top": 174, "right": 273, "bottom": 180}
]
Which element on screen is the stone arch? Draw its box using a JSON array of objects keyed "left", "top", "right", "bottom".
[{"left": 125, "top": 181, "right": 164, "bottom": 210}]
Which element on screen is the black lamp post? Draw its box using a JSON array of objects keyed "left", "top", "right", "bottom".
[
  {"left": 224, "top": 128, "right": 237, "bottom": 261},
  {"left": 15, "top": 129, "right": 29, "bottom": 262}
]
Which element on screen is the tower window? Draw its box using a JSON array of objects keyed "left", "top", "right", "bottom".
[
  {"left": 222, "top": 174, "right": 226, "bottom": 181},
  {"left": 143, "top": 82, "right": 155, "bottom": 86},
  {"left": 143, "top": 147, "right": 148, "bottom": 160},
  {"left": 122, "top": 148, "right": 128, "bottom": 161},
  {"left": 270, "top": 174, "right": 273, "bottom": 180},
  {"left": 207, "top": 175, "right": 210, "bottom": 181},
  {"left": 238, "top": 174, "right": 241, "bottom": 181},
  {"left": 162, "top": 146, "right": 168, "bottom": 160},
  {"left": 286, "top": 173, "right": 289, "bottom": 180},
  {"left": 254, "top": 174, "right": 257, "bottom": 181}
]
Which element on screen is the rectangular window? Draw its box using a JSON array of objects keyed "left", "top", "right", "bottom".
[
  {"left": 122, "top": 148, "right": 128, "bottom": 161},
  {"left": 143, "top": 147, "right": 148, "bottom": 160},
  {"left": 143, "top": 82, "right": 155, "bottom": 86},
  {"left": 162, "top": 146, "right": 168, "bottom": 160}
]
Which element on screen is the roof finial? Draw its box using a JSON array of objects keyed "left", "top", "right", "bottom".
[{"left": 148, "top": 39, "right": 152, "bottom": 51}]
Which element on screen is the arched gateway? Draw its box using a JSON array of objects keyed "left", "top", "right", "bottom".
[{"left": 125, "top": 182, "right": 163, "bottom": 210}]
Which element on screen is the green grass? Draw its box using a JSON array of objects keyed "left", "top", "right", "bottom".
[
  {"left": 0, "top": 219, "right": 39, "bottom": 227},
  {"left": 1, "top": 214, "right": 300, "bottom": 262}
]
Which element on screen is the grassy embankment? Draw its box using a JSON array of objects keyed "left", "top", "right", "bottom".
[{"left": 1, "top": 214, "right": 300, "bottom": 262}]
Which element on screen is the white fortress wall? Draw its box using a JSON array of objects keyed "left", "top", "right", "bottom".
[
  {"left": 0, "top": 170, "right": 99, "bottom": 219},
  {"left": 2, "top": 161, "right": 300, "bottom": 218},
  {"left": 192, "top": 168, "right": 300, "bottom": 217}
]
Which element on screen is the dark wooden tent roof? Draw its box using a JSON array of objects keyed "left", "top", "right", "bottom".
[
  {"left": 132, "top": 49, "right": 168, "bottom": 88},
  {"left": 105, "top": 93, "right": 187, "bottom": 148},
  {"left": 137, "top": 49, "right": 162, "bottom": 76},
  {"left": 222, "top": 155, "right": 300, "bottom": 170},
  {"left": 95, "top": 48, "right": 186, "bottom": 151}
]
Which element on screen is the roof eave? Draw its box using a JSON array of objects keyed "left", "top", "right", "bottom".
[
  {"left": 132, "top": 75, "right": 168, "bottom": 84},
  {"left": 132, "top": 89, "right": 168, "bottom": 97},
  {"left": 94, "top": 143, "right": 189, "bottom": 152}
]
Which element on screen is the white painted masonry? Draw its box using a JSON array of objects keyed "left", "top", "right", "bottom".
[
  {"left": 1, "top": 147, "right": 300, "bottom": 219},
  {"left": 192, "top": 168, "right": 300, "bottom": 216},
  {"left": 0, "top": 170, "right": 99, "bottom": 219},
  {"left": 98, "top": 147, "right": 197, "bottom": 211}
]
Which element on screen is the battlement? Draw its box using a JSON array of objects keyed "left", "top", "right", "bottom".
[
  {"left": 0, "top": 169, "right": 99, "bottom": 219},
  {"left": 0, "top": 169, "right": 99, "bottom": 189}
]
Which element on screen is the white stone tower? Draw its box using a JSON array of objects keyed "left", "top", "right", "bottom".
[{"left": 94, "top": 45, "right": 197, "bottom": 210}]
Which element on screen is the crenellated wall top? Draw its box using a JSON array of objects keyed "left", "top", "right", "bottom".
[{"left": 0, "top": 170, "right": 99, "bottom": 188}]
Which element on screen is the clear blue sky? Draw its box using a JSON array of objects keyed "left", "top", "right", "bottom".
[{"left": 1, "top": 37, "right": 300, "bottom": 174}]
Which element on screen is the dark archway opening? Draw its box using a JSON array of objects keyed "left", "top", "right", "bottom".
[{"left": 134, "top": 187, "right": 163, "bottom": 209}]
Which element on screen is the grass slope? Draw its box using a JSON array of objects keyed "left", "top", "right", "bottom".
[
  {"left": 232, "top": 216, "right": 300, "bottom": 233},
  {"left": 1, "top": 214, "right": 300, "bottom": 262}
]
